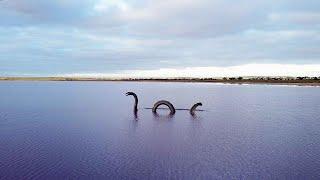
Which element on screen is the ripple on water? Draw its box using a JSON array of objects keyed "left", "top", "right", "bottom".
[{"left": 0, "top": 82, "right": 320, "bottom": 179}]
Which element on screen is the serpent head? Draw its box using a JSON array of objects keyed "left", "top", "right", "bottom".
[{"left": 125, "top": 92, "right": 136, "bottom": 96}]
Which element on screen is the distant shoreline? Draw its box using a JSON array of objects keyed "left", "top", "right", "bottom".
[{"left": 1, "top": 77, "right": 320, "bottom": 86}]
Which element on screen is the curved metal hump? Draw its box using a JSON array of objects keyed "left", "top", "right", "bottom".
[
  {"left": 152, "top": 100, "right": 176, "bottom": 115},
  {"left": 190, "top": 102, "right": 202, "bottom": 115}
]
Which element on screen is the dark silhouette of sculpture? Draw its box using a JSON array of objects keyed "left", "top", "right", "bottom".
[
  {"left": 126, "top": 91, "right": 202, "bottom": 116},
  {"left": 125, "top": 92, "right": 138, "bottom": 113},
  {"left": 190, "top": 102, "right": 202, "bottom": 116},
  {"left": 152, "top": 100, "right": 176, "bottom": 115}
]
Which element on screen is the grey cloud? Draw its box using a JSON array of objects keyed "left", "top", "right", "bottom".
[
  {"left": 87, "top": 0, "right": 271, "bottom": 38},
  {"left": 268, "top": 12, "right": 320, "bottom": 26},
  {"left": 0, "top": 0, "right": 320, "bottom": 76},
  {"left": 1, "top": 0, "right": 319, "bottom": 38},
  {"left": 0, "top": 0, "right": 271, "bottom": 37},
  {"left": 0, "top": 0, "right": 94, "bottom": 25}
]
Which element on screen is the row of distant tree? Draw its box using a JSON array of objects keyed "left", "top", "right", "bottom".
[
  {"left": 221, "top": 76, "right": 320, "bottom": 81},
  {"left": 125, "top": 76, "right": 320, "bottom": 81}
]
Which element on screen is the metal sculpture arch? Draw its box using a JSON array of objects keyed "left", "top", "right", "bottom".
[
  {"left": 190, "top": 102, "right": 202, "bottom": 116},
  {"left": 152, "top": 100, "right": 176, "bottom": 115}
]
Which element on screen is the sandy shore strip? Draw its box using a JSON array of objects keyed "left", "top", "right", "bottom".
[{"left": 1, "top": 77, "right": 320, "bottom": 86}]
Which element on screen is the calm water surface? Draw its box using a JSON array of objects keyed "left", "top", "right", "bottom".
[{"left": 0, "top": 81, "right": 320, "bottom": 179}]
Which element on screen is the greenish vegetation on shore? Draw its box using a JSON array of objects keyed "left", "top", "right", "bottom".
[{"left": 1, "top": 76, "right": 320, "bottom": 86}]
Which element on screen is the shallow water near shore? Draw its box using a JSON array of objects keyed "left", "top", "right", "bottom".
[{"left": 0, "top": 81, "right": 320, "bottom": 179}]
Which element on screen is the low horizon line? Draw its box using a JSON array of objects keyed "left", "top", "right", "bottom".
[
  {"left": 0, "top": 76, "right": 320, "bottom": 80},
  {"left": 2, "top": 64, "right": 320, "bottom": 78}
]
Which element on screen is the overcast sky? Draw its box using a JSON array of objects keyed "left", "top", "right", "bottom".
[{"left": 1, "top": 0, "right": 320, "bottom": 77}]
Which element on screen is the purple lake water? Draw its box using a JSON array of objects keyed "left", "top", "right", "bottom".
[{"left": 0, "top": 81, "right": 320, "bottom": 179}]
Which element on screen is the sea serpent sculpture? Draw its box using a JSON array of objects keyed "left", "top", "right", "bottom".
[
  {"left": 152, "top": 100, "right": 176, "bottom": 115},
  {"left": 126, "top": 92, "right": 203, "bottom": 116}
]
